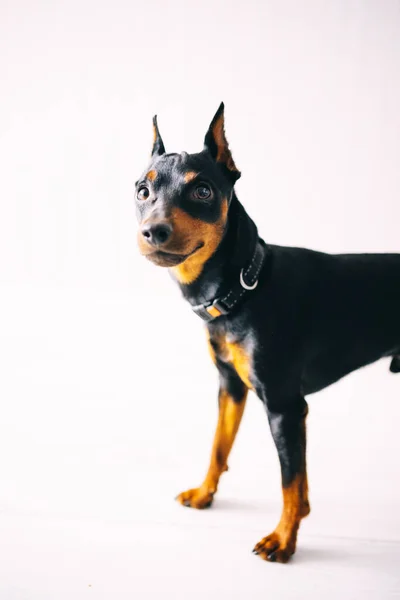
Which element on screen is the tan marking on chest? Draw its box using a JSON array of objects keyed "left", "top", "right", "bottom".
[
  {"left": 226, "top": 341, "right": 252, "bottom": 389},
  {"left": 210, "top": 333, "right": 253, "bottom": 390}
]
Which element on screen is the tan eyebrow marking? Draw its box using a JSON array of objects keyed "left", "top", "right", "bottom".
[
  {"left": 184, "top": 171, "right": 199, "bottom": 183},
  {"left": 146, "top": 170, "right": 157, "bottom": 182}
]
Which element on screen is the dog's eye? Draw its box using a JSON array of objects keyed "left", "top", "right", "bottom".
[
  {"left": 137, "top": 186, "right": 150, "bottom": 201},
  {"left": 194, "top": 185, "right": 211, "bottom": 200}
]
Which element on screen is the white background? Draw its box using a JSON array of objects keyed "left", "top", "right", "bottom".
[{"left": 1, "top": 1, "right": 400, "bottom": 598}]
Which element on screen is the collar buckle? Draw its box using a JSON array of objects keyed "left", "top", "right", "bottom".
[
  {"left": 191, "top": 297, "right": 228, "bottom": 322},
  {"left": 206, "top": 298, "right": 228, "bottom": 319}
]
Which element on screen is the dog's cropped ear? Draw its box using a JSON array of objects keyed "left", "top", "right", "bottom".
[
  {"left": 204, "top": 102, "right": 241, "bottom": 181},
  {"left": 151, "top": 115, "right": 165, "bottom": 157}
]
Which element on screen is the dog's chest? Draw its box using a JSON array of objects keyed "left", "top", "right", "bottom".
[{"left": 208, "top": 331, "right": 254, "bottom": 390}]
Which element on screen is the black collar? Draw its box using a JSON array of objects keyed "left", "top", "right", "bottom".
[{"left": 190, "top": 237, "right": 266, "bottom": 322}]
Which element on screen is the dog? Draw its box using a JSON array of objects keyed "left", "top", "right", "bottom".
[{"left": 135, "top": 103, "right": 400, "bottom": 563}]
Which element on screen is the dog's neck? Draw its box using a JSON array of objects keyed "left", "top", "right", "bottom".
[{"left": 171, "top": 193, "right": 260, "bottom": 308}]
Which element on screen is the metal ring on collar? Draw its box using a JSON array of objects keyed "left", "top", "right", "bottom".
[{"left": 240, "top": 269, "right": 258, "bottom": 290}]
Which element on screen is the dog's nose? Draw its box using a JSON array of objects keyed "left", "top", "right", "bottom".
[{"left": 141, "top": 222, "right": 173, "bottom": 246}]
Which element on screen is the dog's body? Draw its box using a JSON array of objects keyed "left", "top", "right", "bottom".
[{"left": 135, "top": 103, "right": 400, "bottom": 562}]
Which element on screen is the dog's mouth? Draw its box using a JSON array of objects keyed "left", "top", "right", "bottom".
[{"left": 144, "top": 243, "right": 204, "bottom": 267}]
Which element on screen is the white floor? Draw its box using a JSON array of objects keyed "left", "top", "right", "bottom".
[{"left": 1, "top": 286, "right": 399, "bottom": 599}]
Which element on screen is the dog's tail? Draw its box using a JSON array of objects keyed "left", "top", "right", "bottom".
[{"left": 390, "top": 355, "right": 400, "bottom": 373}]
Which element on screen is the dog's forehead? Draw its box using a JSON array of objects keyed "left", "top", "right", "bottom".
[
  {"left": 155, "top": 152, "right": 192, "bottom": 174},
  {"left": 156, "top": 152, "right": 208, "bottom": 173},
  {"left": 143, "top": 151, "right": 218, "bottom": 187}
]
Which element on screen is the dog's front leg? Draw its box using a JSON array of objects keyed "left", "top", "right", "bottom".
[
  {"left": 253, "top": 400, "right": 310, "bottom": 563},
  {"left": 176, "top": 378, "right": 248, "bottom": 509}
]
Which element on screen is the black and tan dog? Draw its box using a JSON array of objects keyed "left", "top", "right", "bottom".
[{"left": 135, "top": 103, "right": 400, "bottom": 563}]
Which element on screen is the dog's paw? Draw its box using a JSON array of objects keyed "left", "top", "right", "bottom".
[
  {"left": 175, "top": 486, "right": 214, "bottom": 509},
  {"left": 252, "top": 531, "right": 296, "bottom": 564}
]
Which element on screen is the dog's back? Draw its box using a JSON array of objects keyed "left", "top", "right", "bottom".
[{"left": 261, "top": 246, "right": 400, "bottom": 394}]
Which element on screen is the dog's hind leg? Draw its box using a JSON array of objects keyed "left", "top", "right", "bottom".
[{"left": 390, "top": 354, "right": 400, "bottom": 373}]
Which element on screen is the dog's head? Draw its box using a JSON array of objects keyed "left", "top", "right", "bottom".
[{"left": 135, "top": 103, "right": 240, "bottom": 285}]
